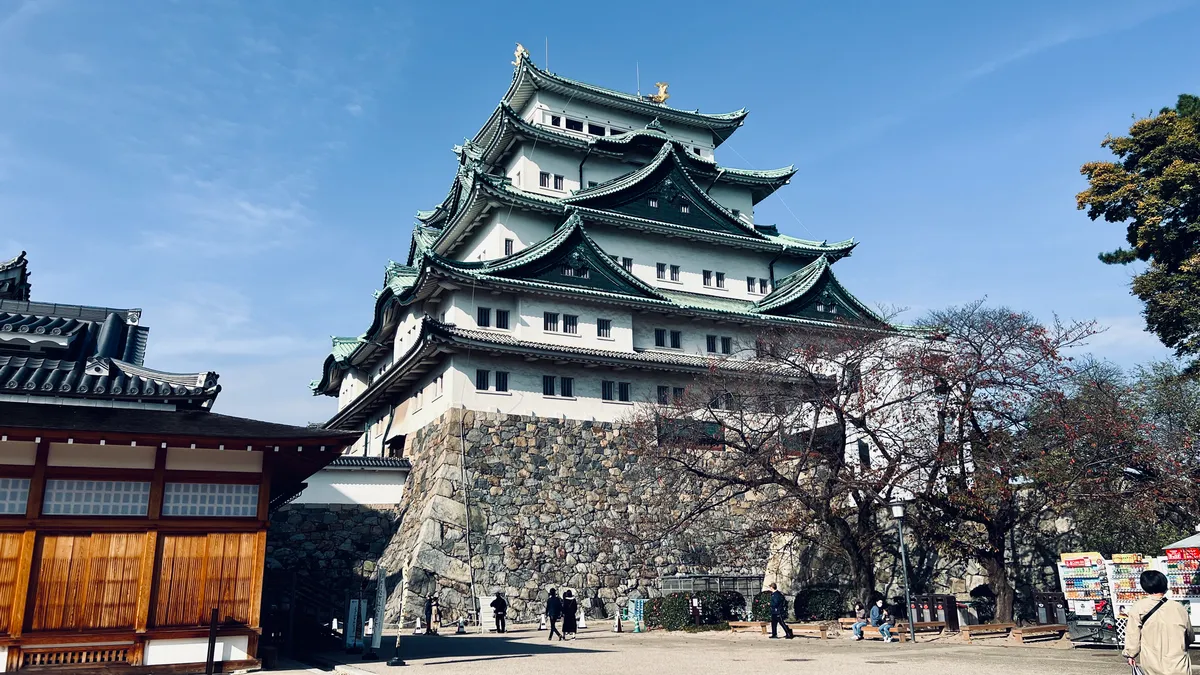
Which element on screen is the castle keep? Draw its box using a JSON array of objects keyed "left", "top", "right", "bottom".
[{"left": 312, "top": 47, "right": 886, "bottom": 622}]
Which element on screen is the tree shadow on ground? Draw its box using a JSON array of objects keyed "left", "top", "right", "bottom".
[{"left": 337, "top": 627, "right": 610, "bottom": 666}]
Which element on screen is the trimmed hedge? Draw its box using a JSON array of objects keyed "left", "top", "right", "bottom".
[
  {"left": 645, "top": 591, "right": 747, "bottom": 630},
  {"left": 751, "top": 591, "right": 773, "bottom": 621},
  {"left": 793, "top": 587, "right": 843, "bottom": 621}
]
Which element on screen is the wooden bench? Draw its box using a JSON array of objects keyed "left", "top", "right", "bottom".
[
  {"left": 1010, "top": 624, "right": 1068, "bottom": 643},
  {"left": 910, "top": 621, "right": 946, "bottom": 634},
  {"left": 729, "top": 621, "right": 829, "bottom": 639},
  {"left": 961, "top": 623, "right": 1016, "bottom": 643},
  {"left": 838, "top": 617, "right": 860, "bottom": 630},
  {"left": 859, "top": 624, "right": 907, "bottom": 642}
]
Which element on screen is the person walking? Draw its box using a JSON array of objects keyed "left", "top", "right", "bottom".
[
  {"left": 767, "top": 583, "right": 794, "bottom": 639},
  {"left": 1124, "top": 570, "right": 1193, "bottom": 675},
  {"left": 546, "top": 588, "right": 565, "bottom": 641},
  {"left": 429, "top": 596, "right": 441, "bottom": 635},
  {"left": 490, "top": 591, "right": 508, "bottom": 634},
  {"left": 870, "top": 600, "right": 893, "bottom": 642},
  {"left": 423, "top": 595, "right": 435, "bottom": 635},
  {"left": 851, "top": 602, "right": 869, "bottom": 640},
  {"left": 562, "top": 590, "right": 579, "bottom": 640}
]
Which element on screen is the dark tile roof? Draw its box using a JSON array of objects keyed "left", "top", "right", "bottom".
[
  {"left": 0, "top": 252, "right": 31, "bottom": 301},
  {"left": 0, "top": 401, "right": 359, "bottom": 443},
  {"left": 328, "top": 456, "right": 412, "bottom": 470}
]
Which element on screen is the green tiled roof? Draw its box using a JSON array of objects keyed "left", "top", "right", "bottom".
[{"left": 505, "top": 53, "right": 747, "bottom": 146}]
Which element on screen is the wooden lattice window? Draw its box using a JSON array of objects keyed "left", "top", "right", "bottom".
[
  {"left": 0, "top": 532, "right": 24, "bottom": 633},
  {"left": 28, "top": 532, "right": 145, "bottom": 631},
  {"left": 153, "top": 533, "right": 257, "bottom": 627}
]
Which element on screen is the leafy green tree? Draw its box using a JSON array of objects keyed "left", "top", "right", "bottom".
[{"left": 1077, "top": 94, "right": 1200, "bottom": 370}]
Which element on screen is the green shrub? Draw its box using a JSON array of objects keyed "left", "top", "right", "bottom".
[
  {"left": 793, "top": 587, "right": 843, "bottom": 621},
  {"left": 644, "top": 596, "right": 666, "bottom": 629},
  {"left": 682, "top": 621, "right": 731, "bottom": 633},
  {"left": 716, "top": 590, "right": 747, "bottom": 621},
  {"left": 751, "top": 591, "right": 773, "bottom": 621},
  {"left": 646, "top": 592, "right": 732, "bottom": 630}
]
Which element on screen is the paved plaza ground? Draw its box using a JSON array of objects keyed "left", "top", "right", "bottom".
[{"left": 272, "top": 623, "right": 1148, "bottom": 675}]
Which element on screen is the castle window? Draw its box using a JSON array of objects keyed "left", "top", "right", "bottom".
[
  {"left": 648, "top": 198, "right": 659, "bottom": 208},
  {"left": 565, "top": 118, "right": 584, "bottom": 132},
  {"left": 610, "top": 128, "right": 625, "bottom": 136},
  {"left": 544, "top": 312, "right": 560, "bottom": 332},
  {"left": 693, "top": 147, "right": 702, "bottom": 155},
  {"left": 622, "top": 257, "right": 633, "bottom": 272},
  {"left": 554, "top": 174, "right": 564, "bottom": 190},
  {"left": 703, "top": 270, "right": 713, "bottom": 286},
  {"left": 670, "top": 330, "right": 682, "bottom": 349},
  {"left": 680, "top": 203, "right": 690, "bottom": 214},
  {"left": 551, "top": 115, "right": 561, "bottom": 127},
  {"left": 496, "top": 371, "right": 509, "bottom": 392},
  {"left": 715, "top": 271, "right": 725, "bottom": 288},
  {"left": 673, "top": 387, "right": 686, "bottom": 403},
  {"left": 539, "top": 172, "right": 550, "bottom": 188},
  {"left": 561, "top": 264, "right": 574, "bottom": 277},
  {"left": 816, "top": 304, "right": 825, "bottom": 312},
  {"left": 563, "top": 314, "right": 578, "bottom": 335},
  {"left": 656, "top": 263, "right": 666, "bottom": 279},
  {"left": 504, "top": 238, "right": 514, "bottom": 256},
  {"left": 43, "top": 480, "right": 150, "bottom": 516},
  {"left": 829, "top": 305, "right": 838, "bottom": 314},
  {"left": 657, "top": 386, "right": 670, "bottom": 405},
  {"left": 588, "top": 180, "right": 598, "bottom": 188},
  {"left": 602, "top": 380, "right": 615, "bottom": 401},
  {"left": 618, "top": 382, "right": 631, "bottom": 402},
  {"left": 475, "top": 369, "right": 490, "bottom": 391},
  {"left": 597, "top": 318, "right": 612, "bottom": 338},
  {"left": 747, "top": 276, "right": 756, "bottom": 293},
  {"left": 706, "top": 335, "right": 718, "bottom": 353},
  {"left": 654, "top": 329, "right": 666, "bottom": 347},
  {"left": 476, "top": 307, "right": 491, "bottom": 328},
  {"left": 495, "top": 310, "right": 510, "bottom": 330},
  {"left": 670, "top": 264, "right": 680, "bottom": 281},
  {"left": 588, "top": 123, "right": 605, "bottom": 136},
  {"left": 760, "top": 278, "right": 769, "bottom": 294},
  {"left": 858, "top": 440, "right": 871, "bottom": 467},
  {"left": 721, "top": 337, "right": 732, "bottom": 354},
  {"left": 163, "top": 483, "right": 259, "bottom": 517},
  {"left": 560, "top": 376, "right": 574, "bottom": 397},
  {"left": 543, "top": 375, "right": 556, "bottom": 396}
]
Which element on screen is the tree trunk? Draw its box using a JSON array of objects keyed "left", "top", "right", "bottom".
[
  {"left": 832, "top": 519, "right": 877, "bottom": 604},
  {"left": 979, "top": 533, "right": 1015, "bottom": 623}
]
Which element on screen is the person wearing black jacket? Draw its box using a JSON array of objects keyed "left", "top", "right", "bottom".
[
  {"left": 768, "top": 583, "right": 794, "bottom": 639},
  {"left": 490, "top": 592, "right": 508, "bottom": 633},
  {"left": 546, "top": 588, "right": 565, "bottom": 641}
]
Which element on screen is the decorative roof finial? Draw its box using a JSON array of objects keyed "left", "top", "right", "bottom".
[
  {"left": 647, "top": 82, "right": 669, "bottom": 104},
  {"left": 513, "top": 43, "right": 530, "bottom": 67}
]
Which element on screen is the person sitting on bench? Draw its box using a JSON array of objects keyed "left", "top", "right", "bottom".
[
  {"left": 851, "top": 602, "right": 869, "bottom": 640},
  {"left": 870, "top": 600, "right": 894, "bottom": 642}
]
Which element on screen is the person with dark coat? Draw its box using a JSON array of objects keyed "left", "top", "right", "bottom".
[
  {"left": 546, "top": 588, "right": 565, "bottom": 641},
  {"left": 561, "top": 590, "right": 579, "bottom": 639},
  {"left": 870, "top": 599, "right": 893, "bottom": 642},
  {"left": 851, "top": 602, "right": 869, "bottom": 640},
  {"left": 490, "top": 592, "right": 508, "bottom": 633},
  {"left": 767, "top": 583, "right": 794, "bottom": 639},
  {"left": 424, "top": 595, "right": 439, "bottom": 635}
]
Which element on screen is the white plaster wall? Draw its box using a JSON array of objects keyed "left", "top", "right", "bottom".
[
  {"left": 447, "top": 354, "right": 698, "bottom": 423},
  {"left": 455, "top": 210, "right": 558, "bottom": 263},
  {"left": 631, "top": 316, "right": 760, "bottom": 359},
  {"left": 444, "top": 291, "right": 520, "bottom": 331},
  {"left": 292, "top": 467, "right": 407, "bottom": 505},
  {"left": 47, "top": 443, "right": 156, "bottom": 469},
  {"left": 392, "top": 308, "right": 425, "bottom": 361},
  {"left": 165, "top": 447, "right": 263, "bottom": 472},
  {"left": 581, "top": 156, "right": 640, "bottom": 188},
  {"left": 392, "top": 362, "right": 455, "bottom": 437},
  {"left": 586, "top": 224, "right": 780, "bottom": 301},
  {"left": 511, "top": 295, "right": 634, "bottom": 351},
  {"left": 0, "top": 441, "right": 36, "bottom": 466},
  {"left": 338, "top": 369, "right": 368, "bottom": 409},
  {"left": 707, "top": 183, "right": 755, "bottom": 220},
  {"left": 519, "top": 143, "right": 582, "bottom": 197},
  {"left": 143, "top": 636, "right": 249, "bottom": 666}
]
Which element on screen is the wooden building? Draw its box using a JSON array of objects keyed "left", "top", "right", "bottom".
[{"left": 0, "top": 254, "right": 355, "bottom": 672}]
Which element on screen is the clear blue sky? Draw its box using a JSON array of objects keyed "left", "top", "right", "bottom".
[{"left": 2, "top": 0, "right": 1195, "bottom": 423}]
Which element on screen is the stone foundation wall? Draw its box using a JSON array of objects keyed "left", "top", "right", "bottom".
[
  {"left": 377, "top": 409, "right": 765, "bottom": 625},
  {"left": 267, "top": 503, "right": 403, "bottom": 598}
]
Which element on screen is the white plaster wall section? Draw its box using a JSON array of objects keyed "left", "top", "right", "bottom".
[
  {"left": 526, "top": 91, "right": 715, "bottom": 149},
  {"left": 165, "top": 447, "right": 263, "bottom": 472},
  {"left": 514, "top": 295, "right": 634, "bottom": 352},
  {"left": 587, "top": 224, "right": 782, "bottom": 301},
  {"left": 631, "top": 315, "right": 761, "bottom": 360},
  {"left": 338, "top": 369, "right": 368, "bottom": 409},
  {"left": 521, "top": 143, "right": 582, "bottom": 197},
  {"left": 448, "top": 353, "right": 697, "bottom": 422},
  {"left": 292, "top": 468, "right": 406, "bottom": 505},
  {"left": 0, "top": 441, "right": 36, "bottom": 466},
  {"left": 446, "top": 290, "right": 520, "bottom": 333},
  {"left": 47, "top": 444, "right": 156, "bottom": 469},
  {"left": 456, "top": 210, "right": 558, "bottom": 263},
  {"left": 143, "top": 636, "right": 250, "bottom": 666},
  {"left": 393, "top": 361, "right": 455, "bottom": 437},
  {"left": 706, "top": 183, "right": 755, "bottom": 220}
]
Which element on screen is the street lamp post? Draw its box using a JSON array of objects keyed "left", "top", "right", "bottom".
[{"left": 890, "top": 500, "right": 918, "bottom": 644}]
